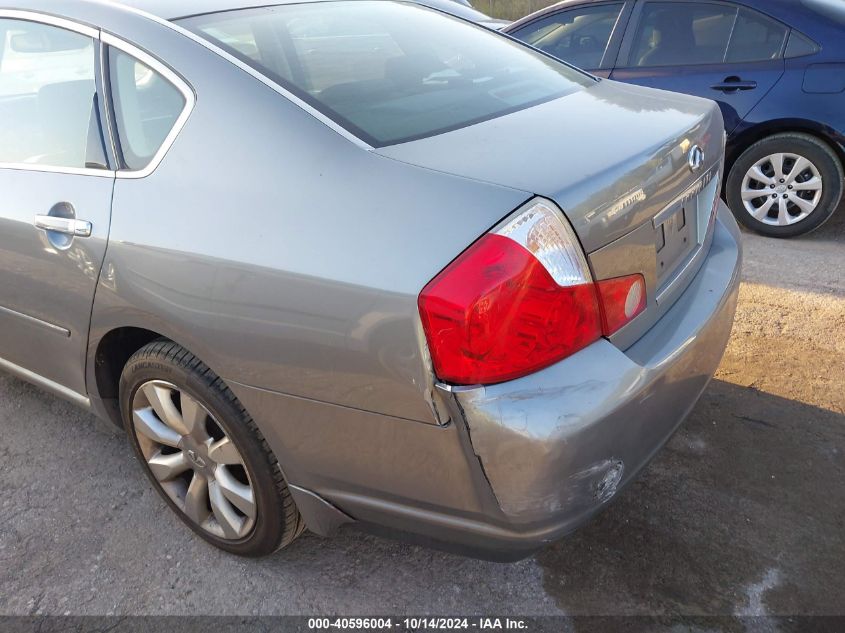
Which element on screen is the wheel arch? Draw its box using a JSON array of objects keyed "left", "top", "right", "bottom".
[
  {"left": 90, "top": 326, "right": 169, "bottom": 428},
  {"left": 727, "top": 119, "right": 845, "bottom": 176},
  {"left": 88, "top": 319, "right": 226, "bottom": 429}
]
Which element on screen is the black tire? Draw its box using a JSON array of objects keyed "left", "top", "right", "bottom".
[
  {"left": 119, "top": 339, "right": 304, "bottom": 557},
  {"left": 726, "top": 132, "right": 843, "bottom": 238}
]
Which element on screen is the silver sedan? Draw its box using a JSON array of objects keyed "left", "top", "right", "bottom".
[{"left": 0, "top": 0, "right": 741, "bottom": 559}]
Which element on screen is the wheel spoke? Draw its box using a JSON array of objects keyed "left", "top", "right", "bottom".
[
  {"left": 133, "top": 408, "right": 181, "bottom": 448},
  {"left": 216, "top": 465, "right": 256, "bottom": 519},
  {"left": 148, "top": 450, "right": 190, "bottom": 482},
  {"left": 787, "top": 156, "right": 812, "bottom": 183},
  {"left": 748, "top": 164, "right": 774, "bottom": 186},
  {"left": 777, "top": 198, "right": 793, "bottom": 225},
  {"left": 791, "top": 176, "right": 822, "bottom": 192},
  {"left": 769, "top": 153, "right": 785, "bottom": 180},
  {"left": 741, "top": 187, "right": 768, "bottom": 201},
  {"left": 788, "top": 194, "right": 817, "bottom": 215},
  {"left": 209, "top": 480, "right": 245, "bottom": 539},
  {"left": 184, "top": 474, "right": 211, "bottom": 524},
  {"left": 179, "top": 392, "right": 208, "bottom": 439},
  {"left": 208, "top": 437, "right": 242, "bottom": 465},
  {"left": 132, "top": 379, "right": 256, "bottom": 541},
  {"left": 750, "top": 197, "right": 776, "bottom": 220},
  {"left": 142, "top": 383, "right": 189, "bottom": 435}
]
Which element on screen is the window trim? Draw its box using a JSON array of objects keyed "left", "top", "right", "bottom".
[
  {"left": 163, "top": 13, "right": 375, "bottom": 151},
  {"left": 122, "top": 0, "right": 596, "bottom": 151},
  {"left": 619, "top": 0, "right": 790, "bottom": 70},
  {"left": 102, "top": 33, "right": 196, "bottom": 179},
  {"left": 178, "top": 4, "right": 597, "bottom": 148},
  {"left": 784, "top": 28, "right": 821, "bottom": 59},
  {"left": 0, "top": 9, "right": 195, "bottom": 179},
  {"left": 0, "top": 9, "right": 113, "bottom": 178}
]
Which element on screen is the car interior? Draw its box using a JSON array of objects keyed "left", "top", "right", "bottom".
[
  {"left": 635, "top": 7, "right": 735, "bottom": 66},
  {"left": 0, "top": 19, "right": 183, "bottom": 172},
  {"left": 0, "top": 23, "right": 102, "bottom": 169},
  {"left": 523, "top": 12, "right": 620, "bottom": 70},
  {"left": 183, "top": 4, "right": 586, "bottom": 145},
  {"left": 633, "top": 5, "right": 786, "bottom": 67}
]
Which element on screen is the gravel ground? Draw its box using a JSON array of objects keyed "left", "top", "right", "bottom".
[{"left": 0, "top": 208, "right": 843, "bottom": 621}]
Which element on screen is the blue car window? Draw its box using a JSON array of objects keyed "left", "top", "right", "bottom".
[
  {"left": 632, "top": 2, "right": 737, "bottom": 67},
  {"left": 785, "top": 30, "right": 820, "bottom": 59},
  {"left": 725, "top": 8, "right": 787, "bottom": 63},
  {"left": 509, "top": 3, "right": 625, "bottom": 70}
]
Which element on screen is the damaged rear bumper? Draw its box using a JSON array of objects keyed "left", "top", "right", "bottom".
[
  {"left": 441, "top": 202, "right": 742, "bottom": 557},
  {"left": 232, "top": 204, "right": 741, "bottom": 561}
]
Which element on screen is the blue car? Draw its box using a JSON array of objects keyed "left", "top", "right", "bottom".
[{"left": 505, "top": 0, "right": 845, "bottom": 237}]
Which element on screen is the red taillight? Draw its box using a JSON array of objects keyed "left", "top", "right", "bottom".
[
  {"left": 419, "top": 200, "right": 603, "bottom": 385},
  {"left": 595, "top": 274, "right": 647, "bottom": 336}
]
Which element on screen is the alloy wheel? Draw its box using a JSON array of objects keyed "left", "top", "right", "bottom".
[
  {"left": 131, "top": 380, "right": 257, "bottom": 540},
  {"left": 741, "top": 152, "right": 823, "bottom": 226}
]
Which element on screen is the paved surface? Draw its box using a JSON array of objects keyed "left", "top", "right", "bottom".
[{"left": 1, "top": 209, "right": 843, "bottom": 620}]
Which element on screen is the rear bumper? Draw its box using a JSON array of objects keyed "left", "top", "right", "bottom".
[
  {"left": 232, "top": 203, "right": 742, "bottom": 560},
  {"left": 443, "top": 201, "right": 742, "bottom": 557}
]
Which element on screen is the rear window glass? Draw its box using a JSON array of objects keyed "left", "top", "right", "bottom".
[
  {"left": 785, "top": 30, "right": 820, "bottom": 58},
  {"left": 179, "top": 1, "right": 592, "bottom": 147}
]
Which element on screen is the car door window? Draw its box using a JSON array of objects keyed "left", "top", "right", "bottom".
[
  {"left": 0, "top": 19, "right": 104, "bottom": 170},
  {"left": 725, "top": 8, "right": 787, "bottom": 63},
  {"left": 631, "top": 2, "right": 737, "bottom": 67},
  {"left": 784, "top": 30, "right": 819, "bottom": 59},
  {"left": 108, "top": 48, "right": 188, "bottom": 171},
  {"left": 510, "top": 4, "right": 624, "bottom": 69}
]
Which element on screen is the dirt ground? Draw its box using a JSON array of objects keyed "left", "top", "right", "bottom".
[
  {"left": 537, "top": 209, "right": 845, "bottom": 619},
  {"left": 0, "top": 208, "right": 843, "bottom": 623}
]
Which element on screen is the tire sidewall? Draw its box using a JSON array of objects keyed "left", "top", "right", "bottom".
[
  {"left": 727, "top": 135, "right": 843, "bottom": 238},
  {"left": 120, "top": 351, "right": 287, "bottom": 557}
]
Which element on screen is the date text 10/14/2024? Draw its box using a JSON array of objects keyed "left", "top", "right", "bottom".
[{"left": 307, "top": 618, "right": 530, "bottom": 630}]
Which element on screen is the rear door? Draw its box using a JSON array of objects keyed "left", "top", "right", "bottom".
[
  {"left": 0, "top": 15, "right": 114, "bottom": 398},
  {"left": 506, "top": 1, "right": 632, "bottom": 76},
  {"left": 611, "top": 0, "right": 787, "bottom": 132}
]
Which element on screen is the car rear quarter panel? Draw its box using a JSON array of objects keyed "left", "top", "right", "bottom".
[
  {"left": 64, "top": 1, "right": 531, "bottom": 427},
  {"left": 733, "top": 60, "right": 845, "bottom": 168}
]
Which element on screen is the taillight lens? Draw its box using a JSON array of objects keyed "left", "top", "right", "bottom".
[
  {"left": 418, "top": 200, "right": 602, "bottom": 385},
  {"left": 596, "top": 274, "right": 647, "bottom": 335}
]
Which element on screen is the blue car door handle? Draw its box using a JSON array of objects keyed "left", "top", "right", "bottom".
[{"left": 711, "top": 77, "right": 758, "bottom": 92}]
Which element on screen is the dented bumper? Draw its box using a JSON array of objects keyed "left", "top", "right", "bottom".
[
  {"left": 449, "top": 203, "right": 742, "bottom": 554},
  {"left": 231, "top": 205, "right": 741, "bottom": 561}
]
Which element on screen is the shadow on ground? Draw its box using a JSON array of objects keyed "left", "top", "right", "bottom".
[{"left": 535, "top": 379, "right": 845, "bottom": 625}]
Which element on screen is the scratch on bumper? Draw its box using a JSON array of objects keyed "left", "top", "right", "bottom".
[{"left": 454, "top": 206, "right": 742, "bottom": 525}]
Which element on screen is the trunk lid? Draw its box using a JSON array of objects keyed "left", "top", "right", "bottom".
[
  {"left": 376, "top": 78, "right": 723, "bottom": 252},
  {"left": 376, "top": 78, "right": 726, "bottom": 347}
]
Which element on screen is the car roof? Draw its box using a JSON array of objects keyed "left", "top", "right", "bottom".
[
  {"left": 113, "top": 0, "right": 488, "bottom": 21},
  {"left": 114, "top": 0, "right": 322, "bottom": 21}
]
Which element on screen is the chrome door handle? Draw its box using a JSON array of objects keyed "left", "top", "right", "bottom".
[{"left": 34, "top": 215, "right": 93, "bottom": 238}]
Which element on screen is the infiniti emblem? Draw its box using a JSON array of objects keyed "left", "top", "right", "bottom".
[
  {"left": 187, "top": 449, "right": 206, "bottom": 468},
  {"left": 688, "top": 145, "right": 705, "bottom": 172}
]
